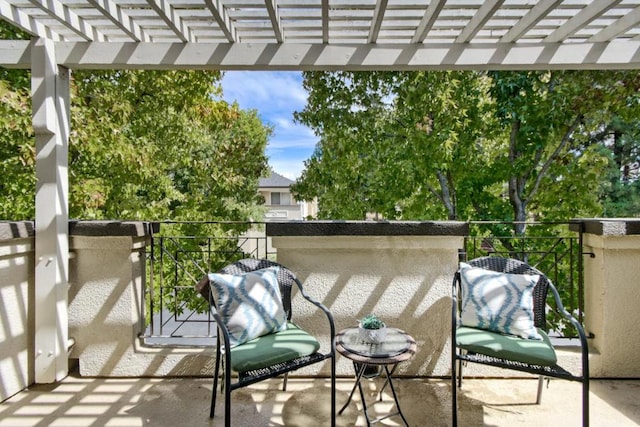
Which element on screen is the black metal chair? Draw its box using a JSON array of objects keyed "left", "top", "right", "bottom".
[
  {"left": 451, "top": 256, "right": 589, "bottom": 427},
  {"left": 196, "top": 258, "right": 336, "bottom": 427}
]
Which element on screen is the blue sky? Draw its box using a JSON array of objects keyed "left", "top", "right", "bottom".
[{"left": 221, "top": 71, "right": 317, "bottom": 180}]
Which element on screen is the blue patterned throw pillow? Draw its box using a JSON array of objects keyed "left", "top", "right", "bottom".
[
  {"left": 459, "top": 262, "right": 542, "bottom": 340},
  {"left": 209, "top": 267, "right": 287, "bottom": 347}
]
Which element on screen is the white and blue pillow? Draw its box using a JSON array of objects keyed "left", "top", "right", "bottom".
[
  {"left": 459, "top": 262, "right": 542, "bottom": 340},
  {"left": 208, "top": 267, "right": 287, "bottom": 347}
]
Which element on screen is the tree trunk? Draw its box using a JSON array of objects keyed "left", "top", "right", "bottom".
[
  {"left": 437, "top": 170, "right": 457, "bottom": 220},
  {"left": 508, "top": 120, "right": 527, "bottom": 235}
]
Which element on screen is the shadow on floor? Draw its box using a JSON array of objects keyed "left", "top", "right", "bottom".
[{"left": 1, "top": 375, "right": 639, "bottom": 426}]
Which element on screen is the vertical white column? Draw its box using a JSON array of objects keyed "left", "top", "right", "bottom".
[{"left": 32, "top": 38, "right": 70, "bottom": 383}]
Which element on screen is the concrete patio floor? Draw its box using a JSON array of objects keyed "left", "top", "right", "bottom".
[{"left": 1, "top": 373, "right": 639, "bottom": 427}]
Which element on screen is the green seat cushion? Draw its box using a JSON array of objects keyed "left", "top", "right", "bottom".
[
  {"left": 229, "top": 322, "right": 320, "bottom": 372},
  {"left": 456, "top": 326, "right": 557, "bottom": 366}
]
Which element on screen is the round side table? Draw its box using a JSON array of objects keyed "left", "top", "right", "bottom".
[{"left": 335, "top": 327, "right": 416, "bottom": 426}]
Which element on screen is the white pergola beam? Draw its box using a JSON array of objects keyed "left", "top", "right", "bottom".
[
  {"left": 367, "top": 0, "right": 388, "bottom": 44},
  {"left": 1, "top": 0, "right": 638, "bottom": 49},
  {"left": 31, "top": 38, "right": 69, "bottom": 384},
  {"left": 500, "top": 0, "right": 562, "bottom": 43},
  {"left": 203, "top": 0, "right": 237, "bottom": 42},
  {"left": 28, "top": 0, "right": 104, "bottom": 41},
  {"left": 88, "top": 0, "right": 149, "bottom": 42},
  {"left": 321, "top": 0, "right": 328, "bottom": 43},
  {"left": 0, "top": 0, "right": 59, "bottom": 40},
  {"left": 455, "top": 0, "right": 505, "bottom": 44},
  {"left": 411, "top": 0, "right": 446, "bottom": 43},
  {"left": 589, "top": 6, "right": 640, "bottom": 42},
  {"left": 4, "top": 40, "right": 640, "bottom": 70},
  {"left": 545, "top": 0, "right": 623, "bottom": 43},
  {"left": 146, "top": 0, "right": 193, "bottom": 42},
  {"left": 265, "top": 0, "right": 284, "bottom": 42}
]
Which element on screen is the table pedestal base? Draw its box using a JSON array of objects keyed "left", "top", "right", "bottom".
[{"left": 339, "top": 362, "right": 410, "bottom": 426}]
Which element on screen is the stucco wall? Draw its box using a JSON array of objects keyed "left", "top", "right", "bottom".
[
  {"left": 0, "top": 222, "right": 35, "bottom": 401},
  {"left": 268, "top": 221, "right": 467, "bottom": 377},
  {"left": 580, "top": 219, "right": 640, "bottom": 377},
  {"left": 67, "top": 222, "right": 212, "bottom": 377}
]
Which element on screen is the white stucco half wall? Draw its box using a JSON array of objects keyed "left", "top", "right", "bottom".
[
  {"left": 268, "top": 221, "right": 468, "bottom": 377},
  {"left": 0, "top": 223, "right": 34, "bottom": 401}
]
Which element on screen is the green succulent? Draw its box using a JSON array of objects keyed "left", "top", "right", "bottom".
[{"left": 360, "top": 314, "right": 385, "bottom": 330}]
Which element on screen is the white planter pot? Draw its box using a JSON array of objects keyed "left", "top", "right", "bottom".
[{"left": 358, "top": 324, "right": 387, "bottom": 344}]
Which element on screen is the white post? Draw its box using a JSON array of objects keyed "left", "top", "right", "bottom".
[{"left": 32, "top": 38, "right": 70, "bottom": 383}]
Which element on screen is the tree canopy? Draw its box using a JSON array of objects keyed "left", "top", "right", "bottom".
[
  {"left": 68, "top": 69, "right": 271, "bottom": 222},
  {"left": 1, "top": 22, "right": 272, "bottom": 224},
  {"left": 292, "top": 70, "right": 640, "bottom": 226}
]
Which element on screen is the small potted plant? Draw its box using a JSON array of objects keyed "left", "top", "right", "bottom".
[{"left": 358, "top": 314, "right": 387, "bottom": 344}]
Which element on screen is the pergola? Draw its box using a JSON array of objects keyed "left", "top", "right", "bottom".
[{"left": 1, "top": 0, "right": 639, "bottom": 386}]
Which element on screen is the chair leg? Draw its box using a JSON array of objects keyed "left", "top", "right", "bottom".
[
  {"left": 283, "top": 372, "right": 288, "bottom": 391},
  {"left": 224, "top": 363, "right": 232, "bottom": 427},
  {"left": 210, "top": 347, "right": 221, "bottom": 418},
  {"left": 331, "top": 354, "right": 336, "bottom": 427},
  {"left": 582, "top": 377, "right": 590, "bottom": 427},
  {"left": 536, "top": 376, "right": 544, "bottom": 404},
  {"left": 452, "top": 356, "right": 458, "bottom": 427}
]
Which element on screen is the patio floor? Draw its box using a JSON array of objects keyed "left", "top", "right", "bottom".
[{"left": 1, "top": 373, "right": 639, "bottom": 426}]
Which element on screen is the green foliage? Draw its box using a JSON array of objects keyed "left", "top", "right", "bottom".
[
  {"left": 360, "top": 314, "right": 385, "bottom": 329},
  {"left": 487, "top": 70, "right": 640, "bottom": 227},
  {"left": 294, "top": 70, "right": 640, "bottom": 228},
  {"left": 293, "top": 71, "right": 401, "bottom": 219},
  {"left": 0, "top": 79, "right": 34, "bottom": 219},
  {"left": 598, "top": 118, "right": 640, "bottom": 217},
  {"left": 293, "top": 71, "right": 495, "bottom": 220},
  {"left": 0, "top": 22, "right": 34, "bottom": 219},
  {"left": 69, "top": 69, "right": 271, "bottom": 222},
  {"left": 0, "top": 45, "right": 272, "bottom": 222}
]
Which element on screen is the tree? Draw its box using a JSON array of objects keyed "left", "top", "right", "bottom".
[
  {"left": 293, "top": 71, "right": 495, "bottom": 220},
  {"left": 392, "top": 70, "right": 496, "bottom": 220},
  {"left": 0, "top": 62, "right": 272, "bottom": 222},
  {"left": 488, "top": 71, "right": 640, "bottom": 233},
  {"left": 598, "top": 117, "right": 640, "bottom": 216},
  {"left": 0, "top": 22, "right": 33, "bottom": 219},
  {"left": 293, "top": 70, "right": 640, "bottom": 227},
  {"left": 293, "top": 71, "right": 402, "bottom": 219},
  {"left": 69, "top": 69, "right": 271, "bottom": 223}
]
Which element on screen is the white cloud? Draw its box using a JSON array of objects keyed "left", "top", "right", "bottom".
[
  {"left": 269, "top": 158, "right": 306, "bottom": 181},
  {"left": 222, "top": 71, "right": 307, "bottom": 112},
  {"left": 275, "top": 116, "right": 295, "bottom": 129}
]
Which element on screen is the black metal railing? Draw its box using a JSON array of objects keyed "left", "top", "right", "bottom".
[
  {"left": 142, "top": 220, "right": 585, "bottom": 345},
  {"left": 142, "top": 221, "right": 272, "bottom": 346}
]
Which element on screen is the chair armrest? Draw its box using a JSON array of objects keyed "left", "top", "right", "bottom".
[
  {"left": 546, "top": 281, "right": 590, "bottom": 372},
  {"left": 451, "top": 271, "right": 461, "bottom": 329},
  {"left": 291, "top": 277, "right": 336, "bottom": 348}
]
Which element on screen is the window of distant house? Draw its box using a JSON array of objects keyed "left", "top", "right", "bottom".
[{"left": 270, "top": 192, "right": 291, "bottom": 205}]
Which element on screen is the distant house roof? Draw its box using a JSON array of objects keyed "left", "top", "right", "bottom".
[{"left": 259, "top": 172, "right": 295, "bottom": 188}]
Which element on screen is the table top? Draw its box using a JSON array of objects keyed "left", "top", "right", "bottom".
[{"left": 335, "top": 327, "right": 416, "bottom": 365}]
